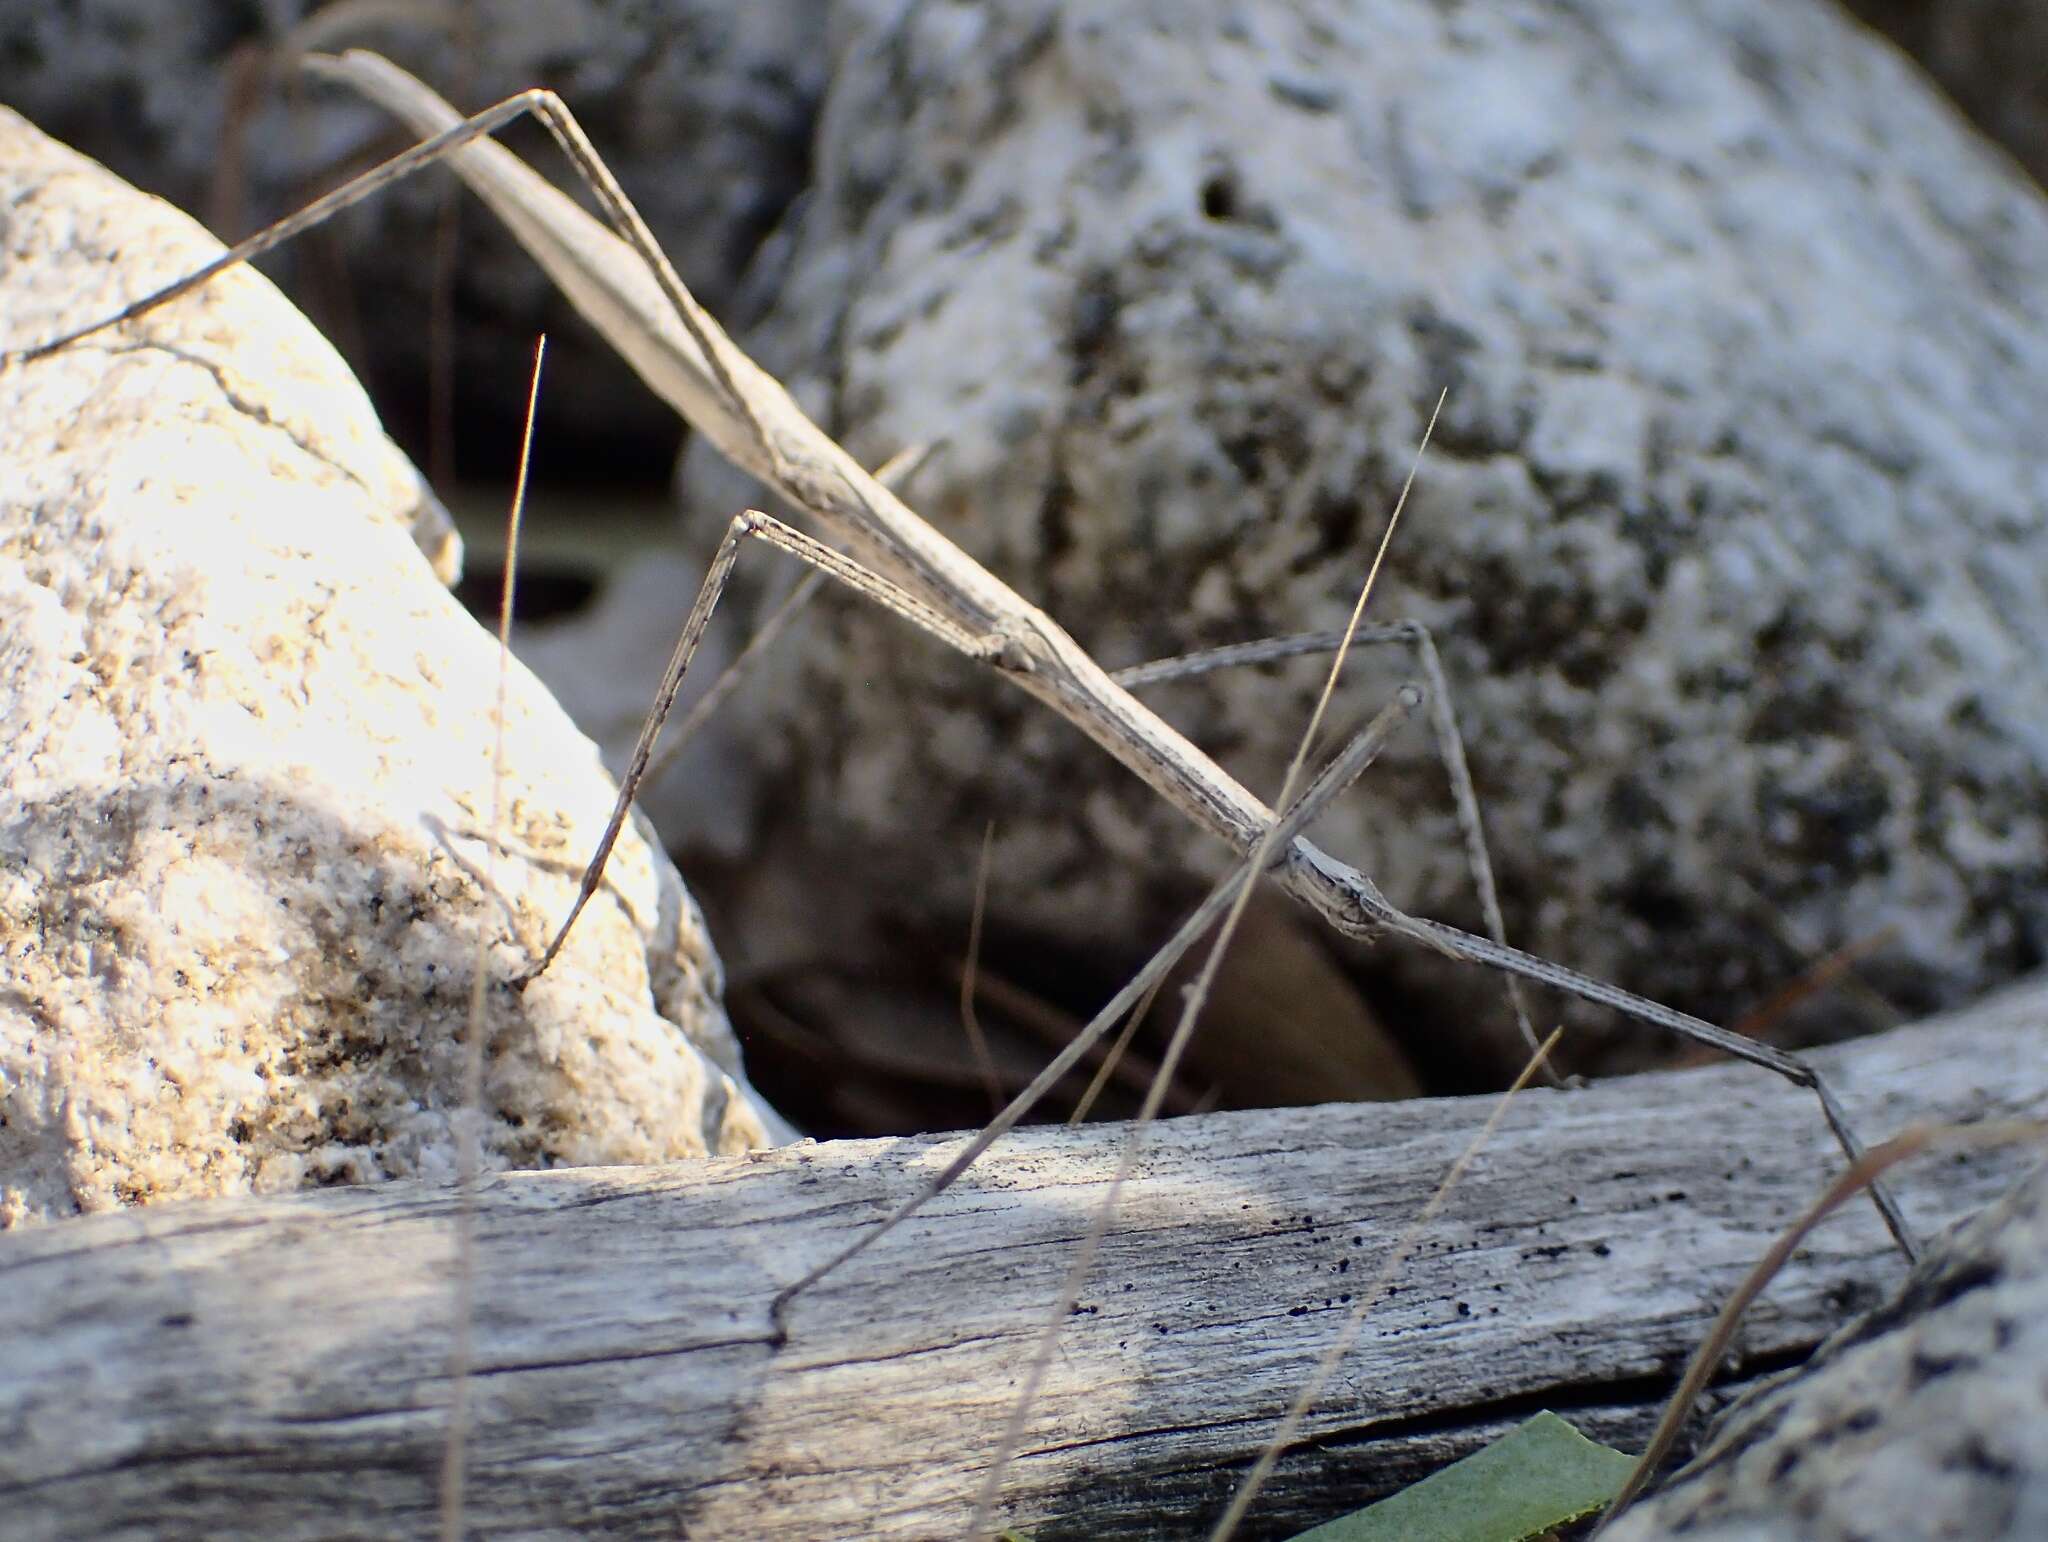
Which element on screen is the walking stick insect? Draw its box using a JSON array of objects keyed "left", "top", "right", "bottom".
[{"left": 6, "top": 47, "right": 1917, "bottom": 1290}]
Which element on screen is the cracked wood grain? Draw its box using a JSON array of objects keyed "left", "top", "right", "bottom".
[{"left": 3, "top": 979, "right": 2044, "bottom": 1540}]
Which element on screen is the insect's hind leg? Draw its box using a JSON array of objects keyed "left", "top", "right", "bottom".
[
  {"left": 1116, "top": 621, "right": 1920, "bottom": 1260},
  {"left": 1113, "top": 618, "right": 1543, "bottom": 1064}
]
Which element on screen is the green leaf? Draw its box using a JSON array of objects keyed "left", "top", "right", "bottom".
[{"left": 1285, "top": 1411, "right": 1638, "bottom": 1542}]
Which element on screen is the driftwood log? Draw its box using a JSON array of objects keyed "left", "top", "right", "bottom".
[{"left": 4, "top": 980, "right": 2046, "bottom": 1541}]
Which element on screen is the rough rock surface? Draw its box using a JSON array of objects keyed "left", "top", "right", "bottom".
[
  {"left": 672, "top": 0, "right": 2048, "bottom": 1072},
  {"left": 0, "top": 0, "right": 826, "bottom": 472},
  {"left": 1605, "top": 1158, "right": 2048, "bottom": 1541},
  {"left": 1846, "top": 0, "right": 2048, "bottom": 189},
  {"left": 0, "top": 110, "right": 786, "bottom": 1229}
]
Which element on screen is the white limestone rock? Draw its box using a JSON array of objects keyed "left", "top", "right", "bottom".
[
  {"left": 1605, "top": 1160, "right": 2048, "bottom": 1541},
  {"left": 674, "top": 0, "right": 2048, "bottom": 1072},
  {"left": 0, "top": 108, "right": 787, "bottom": 1229}
]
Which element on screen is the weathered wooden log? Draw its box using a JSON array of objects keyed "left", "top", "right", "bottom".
[{"left": 4, "top": 981, "right": 2045, "bottom": 1540}]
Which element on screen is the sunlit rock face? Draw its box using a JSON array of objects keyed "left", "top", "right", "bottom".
[{"left": 0, "top": 110, "right": 787, "bottom": 1228}]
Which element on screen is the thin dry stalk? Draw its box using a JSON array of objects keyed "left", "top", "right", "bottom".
[
  {"left": 1212, "top": 1029, "right": 1564, "bottom": 1541},
  {"left": 958, "top": 821, "right": 1006, "bottom": 1115},
  {"left": 1729, "top": 925, "right": 1902, "bottom": 1041},
  {"left": 441, "top": 334, "right": 544, "bottom": 1539},
  {"left": 773, "top": 684, "right": 1427, "bottom": 1323},
  {"left": 970, "top": 400, "right": 1439, "bottom": 1531},
  {"left": 1064, "top": 972, "right": 1168, "bottom": 1123}
]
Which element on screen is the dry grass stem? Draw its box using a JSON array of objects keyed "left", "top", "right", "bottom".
[
  {"left": 441, "top": 332, "right": 545, "bottom": 1540},
  {"left": 1213, "top": 1029, "right": 1565, "bottom": 1541},
  {"left": 970, "top": 399, "right": 1443, "bottom": 1531}
]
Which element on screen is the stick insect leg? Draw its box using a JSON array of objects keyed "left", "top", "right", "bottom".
[
  {"left": 1115, "top": 618, "right": 1543, "bottom": 1066},
  {"left": 1123, "top": 629, "right": 1917, "bottom": 1260},
  {"left": 3, "top": 91, "right": 556, "bottom": 365},
  {"left": 303, "top": 51, "right": 814, "bottom": 539},
  {"left": 636, "top": 443, "right": 941, "bottom": 788},
  {"left": 518, "top": 506, "right": 1003, "bottom": 986},
  {"left": 1179, "top": 655, "right": 1908, "bottom": 1253}
]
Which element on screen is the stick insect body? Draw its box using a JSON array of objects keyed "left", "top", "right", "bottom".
[{"left": 5, "top": 50, "right": 1916, "bottom": 1269}]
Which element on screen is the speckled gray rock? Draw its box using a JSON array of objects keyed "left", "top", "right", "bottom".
[
  {"left": 671, "top": 0, "right": 2048, "bottom": 1071},
  {"left": 0, "top": 111, "right": 787, "bottom": 1228},
  {"left": 0, "top": 0, "right": 826, "bottom": 470},
  {"left": 1604, "top": 1160, "right": 2048, "bottom": 1541},
  {"left": 1846, "top": 0, "right": 2048, "bottom": 188}
]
